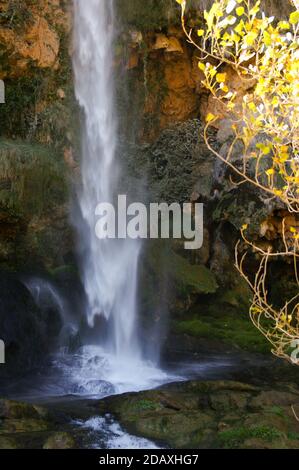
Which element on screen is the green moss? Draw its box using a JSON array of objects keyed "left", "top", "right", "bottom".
[
  {"left": 116, "top": 0, "right": 179, "bottom": 31},
  {"left": 170, "top": 251, "right": 218, "bottom": 295},
  {"left": 0, "top": 74, "right": 45, "bottom": 138},
  {"left": 0, "top": 139, "right": 67, "bottom": 217},
  {"left": 0, "top": 1, "right": 35, "bottom": 31},
  {"left": 173, "top": 311, "right": 270, "bottom": 353},
  {"left": 0, "top": 27, "right": 75, "bottom": 150},
  {"left": 218, "top": 425, "right": 283, "bottom": 448},
  {"left": 49, "top": 265, "right": 78, "bottom": 279},
  {"left": 268, "top": 406, "right": 286, "bottom": 418},
  {"left": 134, "top": 400, "right": 160, "bottom": 412}
]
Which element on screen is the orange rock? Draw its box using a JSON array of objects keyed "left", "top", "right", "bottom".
[
  {"left": 126, "top": 49, "right": 139, "bottom": 70},
  {"left": 152, "top": 34, "right": 170, "bottom": 50},
  {"left": 165, "top": 37, "right": 184, "bottom": 54},
  {"left": 0, "top": 1, "right": 68, "bottom": 78},
  {"left": 152, "top": 34, "right": 183, "bottom": 53},
  {"left": 161, "top": 90, "right": 198, "bottom": 126},
  {"left": 19, "top": 17, "right": 60, "bottom": 68},
  {"left": 164, "top": 58, "right": 195, "bottom": 91}
]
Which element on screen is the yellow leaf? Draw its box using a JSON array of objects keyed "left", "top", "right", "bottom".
[
  {"left": 216, "top": 73, "right": 227, "bottom": 83},
  {"left": 266, "top": 168, "right": 275, "bottom": 176},
  {"left": 290, "top": 11, "right": 299, "bottom": 25},
  {"left": 248, "top": 102, "right": 256, "bottom": 111},
  {"left": 279, "top": 153, "right": 289, "bottom": 163},
  {"left": 197, "top": 29, "right": 205, "bottom": 37},
  {"left": 242, "top": 224, "right": 248, "bottom": 230},
  {"left": 278, "top": 21, "right": 290, "bottom": 30},
  {"left": 262, "top": 146, "right": 271, "bottom": 155},
  {"left": 198, "top": 62, "right": 206, "bottom": 71},
  {"left": 263, "top": 31, "right": 272, "bottom": 46},
  {"left": 244, "top": 31, "right": 258, "bottom": 46},
  {"left": 206, "top": 113, "right": 216, "bottom": 123},
  {"left": 236, "top": 6, "right": 245, "bottom": 16}
]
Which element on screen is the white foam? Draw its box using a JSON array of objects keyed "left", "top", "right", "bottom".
[{"left": 78, "top": 416, "right": 161, "bottom": 449}]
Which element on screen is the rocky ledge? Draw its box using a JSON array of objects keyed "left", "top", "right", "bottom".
[
  {"left": 99, "top": 380, "right": 299, "bottom": 449},
  {"left": 1, "top": 378, "right": 299, "bottom": 449}
]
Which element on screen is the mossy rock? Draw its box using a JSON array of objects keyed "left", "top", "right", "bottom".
[
  {"left": 0, "top": 139, "right": 67, "bottom": 217},
  {"left": 169, "top": 251, "right": 218, "bottom": 295},
  {"left": 43, "top": 432, "right": 77, "bottom": 450},
  {"left": 116, "top": 0, "right": 180, "bottom": 31},
  {"left": 134, "top": 411, "right": 215, "bottom": 448},
  {"left": 0, "top": 436, "right": 18, "bottom": 449},
  {"left": 116, "top": 0, "right": 291, "bottom": 32},
  {"left": 0, "top": 399, "right": 41, "bottom": 420},
  {"left": 0, "top": 399, "right": 51, "bottom": 435},
  {"left": 218, "top": 425, "right": 285, "bottom": 449},
  {"left": 0, "top": 418, "right": 50, "bottom": 434},
  {"left": 100, "top": 379, "right": 299, "bottom": 449},
  {"left": 172, "top": 312, "right": 270, "bottom": 354}
]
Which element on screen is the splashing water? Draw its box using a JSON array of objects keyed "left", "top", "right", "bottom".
[
  {"left": 76, "top": 415, "right": 162, "bottom": 449},
  {"left": 72, "top": 0, "right": 142, "bottom": 361}
]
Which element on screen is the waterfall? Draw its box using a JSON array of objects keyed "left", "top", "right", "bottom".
[{"left": 72, "top": 0, "right": 141, "bottom": 360}]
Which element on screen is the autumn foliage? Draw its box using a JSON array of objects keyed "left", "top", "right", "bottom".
[{"left": 177, "top": 0, "right": 299, "bottom": 362}]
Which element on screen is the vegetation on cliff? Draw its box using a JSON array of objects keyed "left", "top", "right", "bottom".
[{"left": 177, "top": 0, "right": 299, "bottom": 362}]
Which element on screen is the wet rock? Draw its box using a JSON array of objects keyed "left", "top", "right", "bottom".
[
  {"left": 251, "top": 391, "right": 299, "bottom": 410},
  {"left": 99, "top": 379, "right": 299, "bottom": 449},
  {"left": 209, "top": 391, "right": 250, "bottom": 412},
  {"left": 135, "top": 411, "right": 215, "bottom": 448},
  {"left": 0, "top": 400, "right": 40, "bottom": 420},
  {"left": 0, "top": 273, "right": 62, "bottom": 378},
  {"left": 43, "top": 432, "right": 77, "bottom": 450},
  {"left": 1, "top": 418, "right": 50, "bottom": 434},
  {"left": 0, "top": 399, "right": 51, "bottom": 436},
  {"left": 0, "top": 437, "right": 18, "bottom": 449}
]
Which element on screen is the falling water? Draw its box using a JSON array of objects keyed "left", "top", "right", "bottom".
[{"left": 72, "top": 0, "right": 142, "bottom": 361}]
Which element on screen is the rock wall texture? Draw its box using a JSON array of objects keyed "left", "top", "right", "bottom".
[
  {"left": 113, "top": 0, "right": 298, "bottom": 348},
  {"left": 0, "top": 0, "right": 75, "bottom": 271}
]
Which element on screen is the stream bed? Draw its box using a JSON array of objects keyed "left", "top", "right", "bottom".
[{"left": 1, "top": 347, "right": 294, "bottom": 449}]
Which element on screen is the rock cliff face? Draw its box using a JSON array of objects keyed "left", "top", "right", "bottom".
[
  {"left": 0, "top": 0, "right": 74, "bottom": 271},
  {"left": 114, "top": 0, "right": 297, "bottom": 352},
  {"left": 0, "top": 0, "right": 293, "bottom": 270}
]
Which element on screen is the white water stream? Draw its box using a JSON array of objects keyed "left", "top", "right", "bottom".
[{"left": 72, "top": 0, "right": 168, "bottom": 389}]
